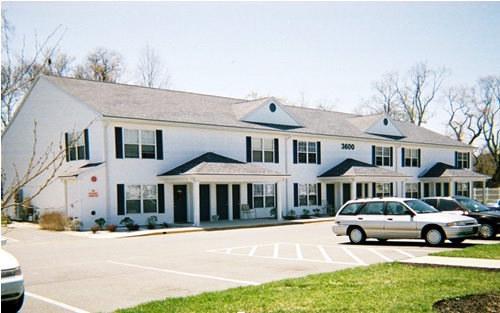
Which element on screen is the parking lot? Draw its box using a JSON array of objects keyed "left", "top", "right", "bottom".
[{"left": 1, "top": 221, "right": 487, "bottom": 313}]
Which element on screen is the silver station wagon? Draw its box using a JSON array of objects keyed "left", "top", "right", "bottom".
[{"left": 332, "top": 197, "right": 480, "bottom": 246}]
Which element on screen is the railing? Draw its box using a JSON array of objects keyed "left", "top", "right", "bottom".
[{"left": 472, "top": 188, "right": 500, "bottom": 203}]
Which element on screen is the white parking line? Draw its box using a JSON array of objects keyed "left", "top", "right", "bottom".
[
  {"left": 296, "top": 244, "right": 303, "bottom": 260},
  {"left": 273, "top": 243, "right": 279, "bottom": 258},
  {"left": 396, "top": 249, "right": 416, "bottom": 258},
  {"left": 342, "top": 247, "right": 367, "bottom": 265},
  {"left": 317, "top": 245, "right": 333, "bottom": 263},
  {"left": 107, "top": 260, "right": 260, "bottom": 286},
  {"left": 26, "top": 291, "right": 90, "bottom": 313},
  {"left": 369, "top": 248, "right": 393, "bottom": 262}
]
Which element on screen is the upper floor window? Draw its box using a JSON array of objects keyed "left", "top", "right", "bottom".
[
  {"left": 115, "top": 127, "right": 163, "bottom": 160},
  {"left": 293, "top": 140, "right": 321, "bottom": 164},
  {"left": 402, "top": 148, "right": 420, "bottom": 167},
  {"left": 246, "top": 137, "right": 279, "bottom": 163},
  {"left": 455, "top": 152, "right": 469, "bottom": 169},
  {"left": 373, "top": 146, "right": 392, "bottom": 167},
  {"left": 65, "top": 129, "right": 89, "bottom": 161}
]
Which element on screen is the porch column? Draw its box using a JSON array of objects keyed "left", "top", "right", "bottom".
[
  {"left": 192, "top": 181, "right": 200, "bottom": 226},
  {"left": 350, "top": 181, "right": 356, "bottom": 200},
  {"left": 276, "top": 181, "right": 283, "bottom": 221},
  {"left": 228, "top": 183, "right": 233, "bottom": 221}
]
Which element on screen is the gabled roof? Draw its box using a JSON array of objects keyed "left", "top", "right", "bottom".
[
  {"left": 159, "top": 152, "right": 288, "bottom": 177},
  {"left": 319, "top": 158, "right": 411, "bottom": 181},
  {"left": 59, "top": 162, "right": 104, "bottom": 178},
  {"left": 419, "top": 162, "right": 491, "bottom": 182},
  {"left": 40, "top": 75, "right": 470, "bottom": 148}
]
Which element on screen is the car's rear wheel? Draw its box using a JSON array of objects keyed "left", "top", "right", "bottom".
[
  {"left": 479, "top": 223, "right": 495, "bottom": 239},
  {"left": 424, "top": 227, "right": 445, "bottom": 246},
  {"left": 348, "top": 227, "right": 366, "bottom": 244}
]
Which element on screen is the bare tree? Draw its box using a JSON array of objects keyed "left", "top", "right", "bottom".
[
  {"left": 356, "top": 61, "right": 449, "bottom": 125},
  {"left": 1, "top": 10, "right": 66, "bottom": 131},
  {"left": 2, "top": 119, "right": 96, "bottom": 216},
  {"left": 74, "top": 47, "right": 124, "bottom": 83},
  {"left": 136, "top": 44, "right": 171, "bottom": 88},
  {"left": 446, "top": 75, "right": 500, "bottom": 184}
]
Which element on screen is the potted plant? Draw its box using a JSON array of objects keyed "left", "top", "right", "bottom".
[
  {"left": 313, "top": 208, "right": 321, "bottom": 217},
  {"left": 269, "top": 208, "right": 277, "bottom": 218},
  {"left": 120, "top": 217, "right": 140, "bottom": 231},
  {"left": 146, "top": 216, "right": 158, "bottom": 229},
  {"left": 283, "top": 209, "right": 296, "bottom": 220},
  {"left": 105, "top": 224, "right": 117, "bottom": 232},
  {"left": 300, "top": 209, "right": 311, "bottom": 219},
  {"left": 94, "top": 217, "right": 106, "bottom": 230}
]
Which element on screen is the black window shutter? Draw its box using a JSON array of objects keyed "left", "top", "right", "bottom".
[
  {"left": 117, "top": 184, "right": 125, "bottom": 215},
  {"left": 247, "top": 184, "right": 253, "bottom": 208},
  {"left": 418, "top": 149, "right": 421, "bottom": 168},
  {"left": 372, "top": 183, "right": 376, "bottom": 196},
  {"left": 65, "top": 132, "right": 70, "bottom": 162},
  {"left": 293, "top": 140, "right": 298, "bottom": 164},
  {"left": 156, "top": 130, "right": 163, "bottom": 160},
  {"left": 246, "top": 137, "right": 252, "bottom": 162},
  {"left": 158, "top": 184, "right": 165, "bottom": 213},
  {"left": 115, "top": 127, "right": 123, "bottom": 159},
  {"left": 84, "top": 129, "right": 90, "bottom": 160},
  {"left": 401, "top": 148, "right": 405, "bottom": 167},
  {"left": 390, "top": 147, "right": 393, "bottom": 167},
  {"left": 390, "top": 183, "right": 394, "bottom": 196},
  {"left": 274, "top": 138, "right": 279, "bottom": 163},
  {"left": 317, "top": 183, "right": 322, "bottom": 206},
  {"left": 294, "top": 183, "right": 298, "bottom": 207},
  {"left": 372, "top": 146, "right": 376, "bottom": 165},
  {"left": 418, "top": 182, "right": 421, "bottom": 198},
  {"left": 454, "top": 151, "right": 458, "bottom": 167},
  {"left": 317, "top": 142, "right": 321, "bottom": 164}
]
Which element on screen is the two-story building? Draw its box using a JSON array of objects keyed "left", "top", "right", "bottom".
[{"left": 1, "top": 75, "right": 489, "bottom": 228}]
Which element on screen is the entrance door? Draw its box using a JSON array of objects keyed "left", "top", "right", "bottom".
[
  {"left": 232, "top": 185, "right": 241, "bottom": 219},
  {"left": 342, "top": 183, "right": 351, "bottom": 204},
  {"left": 173, "top": 185, "right": 187, "bottom": 223},
  {"left": 200, "top": 184, "right": 210, "bottom": 222},
  {"left": 326, "top": 184, "right": 335, "bottom": 214},
  {"left": 216, "top": 184, "right": 229, "bottom": 220}
]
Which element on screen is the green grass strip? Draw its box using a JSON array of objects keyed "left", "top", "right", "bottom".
[{"left": 114, "top": 262, "right": 500, "bottom": 313}]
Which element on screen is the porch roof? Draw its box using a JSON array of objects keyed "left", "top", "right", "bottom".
[
  {"left": 158, "top": 152, "right": 289, "bottom": 182},
  {"left": 58, "top": 162, "right": 104, "bottom": 178},
  {"left": 419, "top": 162, "right": 491, "bottom": 182},
  {"left": 318, "top": 158, "right": 411, "bottom": 182}
]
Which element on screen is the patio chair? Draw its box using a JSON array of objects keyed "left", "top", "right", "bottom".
[{"left": 241, "top": 204, "right": 256, "bottom": 219}]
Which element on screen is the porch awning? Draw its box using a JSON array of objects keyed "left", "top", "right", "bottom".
[
  {"left": 318, "top": 158, "right": 411, "bottom": 182},
  {"left": 59, "top": 162, "right": 104, "bottom": 179},
  {"left": 158, "top": 152, "right": 289, "bottom": 183},
  {"left": 419, "top": 162, "right": 491, "bottom": 182}
]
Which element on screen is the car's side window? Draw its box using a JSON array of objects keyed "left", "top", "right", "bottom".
[
  {"left": 423, "top": 198, "right": 437, "bottom": 208},
  {"left": 387, "top": 202, "right": 407, "bottom": 215},
  {"left": 339, "top": 203, "right": 364, "bottom": 215},
  {"left": 440, "top": 200, "right": 461, "bottom": 211},
  {"left": 359, "top": 202, "right": 384, "bottom": 215}
]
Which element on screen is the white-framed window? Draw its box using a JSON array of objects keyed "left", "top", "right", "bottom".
[
  {"left": 125, "top": 184, "right": 157, "bottom": 214},
  {"left": 298, "top": 141, "right": 317, "bottom": 164},
  {"left": 404, "top": 148, "right": 420, "bottom": 167},
  {"left": 253, "top": 184, "right": 275, "bottom": 208},
  {"left": 67, "top": 130, "right": 87, "bottom": 161},
  {"left": 298, "top": 183, "right": 317, "bottom": 206},
  {"left": 374, "top": 146, "right": 391, "bottom": 166},
  {"left": 124, "top": 129, "right": 156, "bottom": 159},
  {"left": 252, "top": 138, "right": 274, "bottom": 163},
  {"left": 456, "top": 152, "right": 469, "bottom": 169},
  {"left": 375, "top": 183, "right": 391, "bottom": 197},
  {"left": 456, "top": 182, "right": 469, "bottom": 197},
  {"left": 405, "top": 183, "right": 419, "bottom": 198}
]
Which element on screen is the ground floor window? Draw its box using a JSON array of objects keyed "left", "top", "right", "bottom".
[
  {"left": 375, "top": 183, "right": 392, "bottom": 197},
  {"left": 253, "top": 184, "right": 275, "bottom": 208},
  {"left": 299, "top": 183, "right": 317, "bottom": 206},
  {"left": 405, "top": 183, "right": 420, "bottom": 198},
  {"left": 125, "top": 184, "right": 157, "bottom": 214},
  {"left": 456, "top": 182, "right": 469, "bottom": 197}
]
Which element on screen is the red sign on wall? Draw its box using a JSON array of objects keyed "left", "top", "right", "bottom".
[{"left": 88, "top": 190, "right": 99, "bottom": 198}]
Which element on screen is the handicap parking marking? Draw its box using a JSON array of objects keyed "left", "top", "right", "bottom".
[{"left": 208, "top": 243, "right": 425, "bottom": 266}]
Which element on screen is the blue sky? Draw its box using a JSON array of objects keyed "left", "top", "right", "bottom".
[{"left": 2, "top": 1, "right": 499, "bottom": 132}]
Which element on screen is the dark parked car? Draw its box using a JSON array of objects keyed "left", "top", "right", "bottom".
[
  {"left": 485, "top": 199, "right": 500, "bottom": 211},
  {"left": 421, "top": 196, "right": 500, "bottom": 239}
]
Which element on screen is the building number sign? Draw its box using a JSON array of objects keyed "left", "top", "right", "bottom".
[{"left": 341, "top": 143, "right": 355, "bottom": 150}]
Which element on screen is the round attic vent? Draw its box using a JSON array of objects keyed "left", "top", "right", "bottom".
[
  {"left": 269, "top": 103, "right": 276, "bottom": 112},
  {"left": 383, "top": 118, "right": 388, "bottom": 125}
]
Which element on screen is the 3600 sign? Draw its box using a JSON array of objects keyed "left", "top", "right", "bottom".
[{"left": 341, "top": 143, "right": 355, "bottom": 150}]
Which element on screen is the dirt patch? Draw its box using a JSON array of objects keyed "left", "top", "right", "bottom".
[{"left": 433, "top": 293, "right": 500, "bottom": 312}]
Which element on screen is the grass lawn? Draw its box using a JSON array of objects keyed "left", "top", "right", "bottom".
[
  {"left": 430, "top": 242, "right": 500, "bottom": 259},
  {"left": 114, "top": 244, "right": 500, "bottom": 313}
]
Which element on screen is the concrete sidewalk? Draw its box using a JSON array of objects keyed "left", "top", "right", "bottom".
[{"left": 398, "top": 255, "right": 500, "bottom": 270}]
